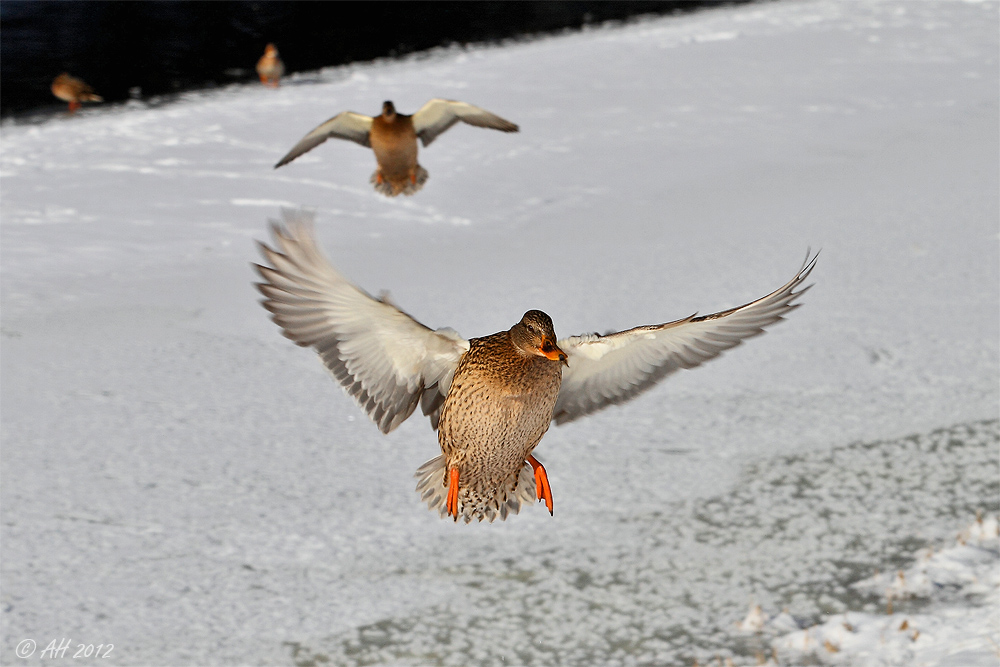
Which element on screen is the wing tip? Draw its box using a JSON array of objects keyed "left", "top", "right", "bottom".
[
  {"left": 798, "top": 248, "right": 820, "bottom": 279},
  {"left": 274, "top": 148, "right": 306, "bottom": 169}
]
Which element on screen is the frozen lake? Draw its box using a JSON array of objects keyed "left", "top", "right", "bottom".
[{"left": 2, "top": 1, "right": 997, "bottom": 665}]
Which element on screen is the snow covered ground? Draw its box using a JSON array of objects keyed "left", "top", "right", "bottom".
[
  {"left": 769, "top": 511, "right": 1000, "bottom": 666},
  {"left": 1, "top": 1, "right": 997, "bottom": 665}
]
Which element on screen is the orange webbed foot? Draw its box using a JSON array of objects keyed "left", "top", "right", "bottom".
[
  {"left": 527, "top": 455, "right": 553, "bottom": 515},
  {"left": 446, "top": 467, "right": 460, "bottom": 521}
]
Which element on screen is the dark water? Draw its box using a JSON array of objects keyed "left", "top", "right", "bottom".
[{"left": 0, "top": 1, "right": 742, "bottom": 117}]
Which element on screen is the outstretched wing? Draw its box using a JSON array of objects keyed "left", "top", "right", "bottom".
[
  {"left": 412, "top": 98, "right": 519, "bottom": 147},
  {"left": 552, "top": 253, "right": 818, "bottom": 425},
  {"left": 274, "top": 112, "right": 373, "bottom": 168},
  {"left": 254, "top": 210, "right": 469, "bottom": 433}
]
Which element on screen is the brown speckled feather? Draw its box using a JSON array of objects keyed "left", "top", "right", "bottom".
[
  {"left": 255, "top": 215, "right": 817, "bottom": 524},
  {"left": 432, "top": 331, "right": 562, "bottom": 523}
]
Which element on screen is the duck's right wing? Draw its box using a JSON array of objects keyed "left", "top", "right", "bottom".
[
  {"left": 274, "top": 112, "right": 373, "bottom": 168},
  {"left": 254, "top": 211, "right": 469, "bottom": 433}
]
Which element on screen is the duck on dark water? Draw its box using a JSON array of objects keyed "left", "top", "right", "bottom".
[
  {"left": 50, "top": 73, "right": 102, "bottom": 112},
  {"left": 256, "top": 43, "right": 284, "bottom": 88}
]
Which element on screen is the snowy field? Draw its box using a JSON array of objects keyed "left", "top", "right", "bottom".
[{"left": 2, "top": 1, "right": 998, "bottom": 665}]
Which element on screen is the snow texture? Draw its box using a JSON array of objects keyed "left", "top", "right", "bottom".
[
  {"left": 770, "top": 512, "right": 1000, "bottom": 666},
  {"left": 2, "top": 1, "right": 998, "bottom": 665}
]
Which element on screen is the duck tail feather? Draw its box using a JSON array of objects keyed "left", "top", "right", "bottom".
[
  {"left": 413, "top": 457, "right": 538, "bottom": 523},
  {"left": 370, "top": 165, "right": 429, "bottom": 197}
]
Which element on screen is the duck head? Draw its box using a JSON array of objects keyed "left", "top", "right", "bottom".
[
  {"left": 511, "top": 310, "right": 568, "bottom": 366},
  {"left": 381, "top": 100, "right": 397, "bottom": 120}
]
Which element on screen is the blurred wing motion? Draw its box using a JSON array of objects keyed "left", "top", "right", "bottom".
[
  {"left": 413, "top": 98, "right": 519, "bottom": 147},
  {"left": 254, "top": 211, "right": 469, "bottom": 433},
  {"left": 274, "top": 112, "right": 374, "bottom": 168},
  {"left": 553, "top": 253, "right": 818, "bottom": 425}
]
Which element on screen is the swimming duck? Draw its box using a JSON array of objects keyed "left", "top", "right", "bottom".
[
  {"left": 274, "top": 99, "right": 519, "bottom": 196},
  {"left": 256, "top": 43, "right": 284, "bottom": 87},
  {"left": 51, "top": 73, "right": 102, "bottom": 113},
  {"left": 254, "top": 212, "right": 817, "bottom": 523}
]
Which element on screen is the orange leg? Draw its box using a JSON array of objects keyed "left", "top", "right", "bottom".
[
  {"left": 68, "top": 100, "right": 81, "bottom": 113},
  {"left": 410, "top": 172, "right": 418, "bottom": 185},
  {"left": 375, "top": 171, "right": 385, "bottom": 185},
  {"left": 446, "top": 467, "right": 460, "bottom": 521},
  {"left": 527, "top": 455, "right": 554, "bottom": 515}
]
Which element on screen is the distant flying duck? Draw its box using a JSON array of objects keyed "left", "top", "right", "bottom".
[
  {"left": 256, "top": 43, "right": 284, "bottom": 87},
  {"left": 51, "top": 73, "right": 102, "bottom": 113},
  {"left": 254, "top": 211, "right": 818, "bottom": 523},
  {"left": 274, "top": 99, "right": 519, "bottom": 196}
]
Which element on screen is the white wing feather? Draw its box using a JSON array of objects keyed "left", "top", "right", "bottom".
[
  {"left": 254, "top": 211, "right": 469, "bottom": 433},
  {"left": 553, "top": 253, "right": 818, "bottom": 425},
  {"left": 274, "top": 112, "right": 374, "bottom": 168},
  {"left": 412, "top": 98, "right": 519, "bottom": 147}
]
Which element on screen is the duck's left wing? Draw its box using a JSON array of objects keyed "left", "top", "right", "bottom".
[
  {"left": 254, "top": 211, "right": 469, "bottom": 434},
  {"left": 552, "top": 253, "right": 818, "bottom": 425},
  {"left": 412, "top": 99, "right": 519, "bottom": 147}
]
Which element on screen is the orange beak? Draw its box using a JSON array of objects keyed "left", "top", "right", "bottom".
[{"left": 540, "top": 335, "right": 569, "bottom": 366}]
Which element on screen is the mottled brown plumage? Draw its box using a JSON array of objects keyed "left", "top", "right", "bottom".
[
  {"left": 254, "top": 212, "right": 817, "bottom": 524},
  {"left": 431, "top": 313, "right": 564, "bottom": 522}
]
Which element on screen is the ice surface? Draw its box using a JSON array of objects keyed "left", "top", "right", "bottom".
[
  {"left": 772, "top": 511, "right": 999, "bottom": 666},
  {"left": 288, "top": 421, "right": 998, "bottom": 666},
  {"left": 2, "top": 0, "right": 998, "bottom": 665}
]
